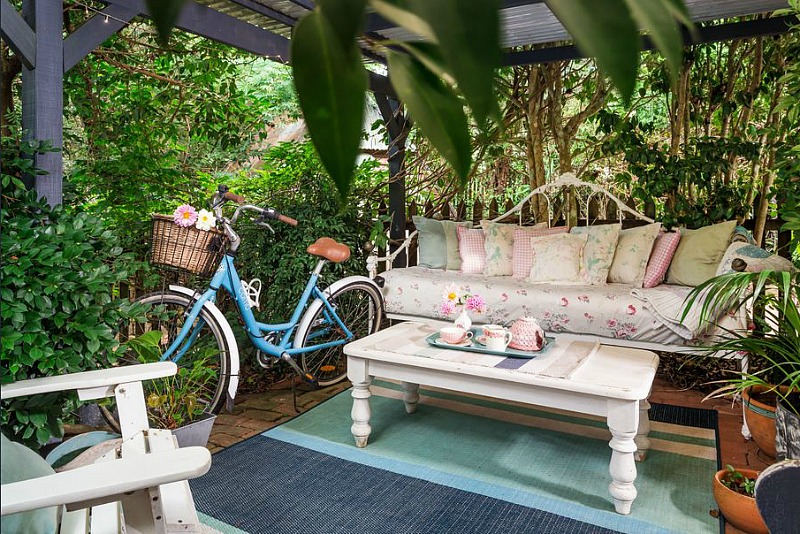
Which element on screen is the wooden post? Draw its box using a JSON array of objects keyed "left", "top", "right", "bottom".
[
  {"left": 375, "top": 94, "right": 410, "bottom": 268},
  {"left": 21, "top": 0, "right": 63, "bottom": 206}
]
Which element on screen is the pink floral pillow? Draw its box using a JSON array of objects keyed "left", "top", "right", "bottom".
[
  {"left": 512, "top": 226, "right": 570, "bottom": 278},
  {"left": 457, "top": 226, "right": 486, "bottom": 274},
  {"left": 642, "top": 230, "right": 681, "bottom": 288}
]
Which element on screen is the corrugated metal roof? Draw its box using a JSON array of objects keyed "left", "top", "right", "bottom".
[{"left": 197, "top": 0, "right": 790, "bottom": 53}]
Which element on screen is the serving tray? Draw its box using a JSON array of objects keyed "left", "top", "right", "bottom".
[{"left": 425, "top": 328, "right": 554, "bottom": 359}]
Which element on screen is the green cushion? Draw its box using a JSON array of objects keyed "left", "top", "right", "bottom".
[
  {"left": 1, "top": 433, "right": 59, "bottom": 534},
  {"left": 441, "top": 220, "right": 472, "bottom": 270},
  {"left": 666, "top": 220, "right": 736, "bottom": 286},
  {"left": 413, "top": 216, "right": 447, "bottom": 270}
]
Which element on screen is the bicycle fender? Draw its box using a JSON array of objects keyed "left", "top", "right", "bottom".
[
  {"left": 293, "top": 276, "right": 383, "bottom": 349},
  {"left": 320, "top": 275, "right": 382, "bottom": 298},
  {"left": 168, "top": 284, "right": 240, "bottom": 404}
]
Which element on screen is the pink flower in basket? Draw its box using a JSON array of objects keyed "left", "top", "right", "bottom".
[{"left": 173, "top": 204, "right": 198, "bottom": 227}]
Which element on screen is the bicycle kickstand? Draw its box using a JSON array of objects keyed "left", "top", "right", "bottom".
[{"left": 279, "top": 353, "right": 319, "bottom": 412}]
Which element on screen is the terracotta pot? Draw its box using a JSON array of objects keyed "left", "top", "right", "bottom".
[
  {"left": 712, "top": 468, "right": 768, "bottom": 534},
  {"left": 742, "top": 385, "right": 779, "bottom": 459}
]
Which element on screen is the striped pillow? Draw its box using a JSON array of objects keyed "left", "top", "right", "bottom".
[
  {"left": 512, "top": 226, "right": 570, "bottom": 278},
  {"left": 642, "top": 230, "right": 681, "bottom": 288},
  {"left": 457, "top": 226, "right": 486, "bottom": 274}
]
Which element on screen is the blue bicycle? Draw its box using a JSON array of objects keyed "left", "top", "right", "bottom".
[{"left": 119, "top": 186, "right": 384, "bottom": 415}]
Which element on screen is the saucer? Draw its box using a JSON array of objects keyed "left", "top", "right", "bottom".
[{"left": 438, "top": 337, "right": 472, "bottom": 347}]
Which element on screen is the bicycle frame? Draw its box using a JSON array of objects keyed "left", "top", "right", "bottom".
[{"left": 161, "top": 253, "right": 354, "bottom": 364}]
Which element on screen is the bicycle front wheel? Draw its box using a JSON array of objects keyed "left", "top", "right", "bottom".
[
  {"left": 296, "top": 280, "right": 383, "bottom": 386},
  {"left": 117, "top": 291, "right": 233, "bottom": 419}
]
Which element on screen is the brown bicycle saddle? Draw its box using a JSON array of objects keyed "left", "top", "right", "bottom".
[{"left": 306, "top": 237, "right": 351, "bottom": 263}]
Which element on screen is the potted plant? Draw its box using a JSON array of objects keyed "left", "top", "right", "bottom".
[
  {"left": 712, "top": 465, "right": 768, "bottom": 534},
  {"left": 684, "top": 267, "right": 799, "bottom": 460},
  {"left": 111, "top": 330, "right": 219, "bottom": 447},
  {"left": 144, "top": 357, "right": 219, "bottom": 448}
]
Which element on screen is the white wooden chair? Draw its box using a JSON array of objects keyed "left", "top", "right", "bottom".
[{"left": 1, "top": 362, "right": 212, "bottom": 533}]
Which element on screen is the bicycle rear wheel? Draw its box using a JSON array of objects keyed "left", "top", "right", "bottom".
[
  {"left": 295, "top": 280, "right": 383, "bottom": 387},
  {"left": 115, "top": 291, "right": 233, "bottom": 424}
]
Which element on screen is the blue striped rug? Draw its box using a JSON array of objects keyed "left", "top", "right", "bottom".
[{"left": 191, "top": 383, "right": 721, "bottom": 534}]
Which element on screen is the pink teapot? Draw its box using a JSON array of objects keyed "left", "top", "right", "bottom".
[{"left": 509, "top": 316, "right": 545, "bottom": 351}]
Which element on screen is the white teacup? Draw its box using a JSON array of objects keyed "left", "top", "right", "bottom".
[
  {"left": 439, "top": 326, "right": 473, "bottom": 344},
  {"left": 484, "top": 326, "right": 512, "bottom": 351},
  {"left": 481, "top": 324, "right": 505, "bottom": 336}
]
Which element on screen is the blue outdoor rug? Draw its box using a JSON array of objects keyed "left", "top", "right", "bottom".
[{"left": 191, "top": 382, "right": 721, "bottom": 534}]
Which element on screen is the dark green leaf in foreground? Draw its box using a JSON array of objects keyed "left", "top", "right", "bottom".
[
  {"left": 320, "top": 0, "right": 368, "bottom": 46},
  {"left": 370, "top": 0, "right": 436, "bottom": 41},
  {"left": 387, "top": 51, "right": 471, "bottom": 182},
  {"left": 146, "top": 0, "right": 186, "bottom": 46},
  {"left": 292, "top": 10, "right": 367, "bottom": 201},
  {"left": 409, "top": 0, "right": 502, "bottom": 128},
  {"left": 546, "top": 0, "right": 639, "bottom": 104},
  {"left": 623, "top": 0, "right": 684, "bottom": 83}
]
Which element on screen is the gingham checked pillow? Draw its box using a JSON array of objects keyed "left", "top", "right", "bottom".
[
  {"left": 512, "top": 226, "right": 569, "bottom": 278},
  {"left": 642, "top": 229, "right": 681, "bottom": 288},
  {"left": 457, "top": 226, "right": 486, "bottom": 274}
]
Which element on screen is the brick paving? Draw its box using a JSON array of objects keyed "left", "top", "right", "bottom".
[{"left": 208, "top": 375, "right": 772, "bottom": 534}]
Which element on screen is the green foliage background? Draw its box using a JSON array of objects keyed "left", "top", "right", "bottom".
[
  {"left": 1, "top": 140, "right": 150, "bottom": 448},
  {"left": 224, "top": 141, "right": 386, "bottom": 323}
]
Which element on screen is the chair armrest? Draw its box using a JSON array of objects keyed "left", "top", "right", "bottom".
[
  {"left": 0, "top": 362, "right": 177, "bottom": 401},
  {"left": 1, "top": 446, "right": 211, "bottom": 515}
]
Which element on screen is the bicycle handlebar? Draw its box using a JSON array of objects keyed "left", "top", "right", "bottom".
[
  {"left": 222, "top": 191, "right": 246, "bottom": 204},
  {"left": 214, "top": 187, "right": 298, "bottom": 227}
]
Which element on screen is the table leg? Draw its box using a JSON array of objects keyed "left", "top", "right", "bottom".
[
  {"left": 350, "top": 378, "right": 372, "bottom": 448},
  {"left": 401, "top": 382, "right": 419, "bottom": 414},
  {"left": 634, "top": 399, "right": 651, "bottom": 461},
  {"left": 607, "top": 400, "right": 639, "bottom": 515}
]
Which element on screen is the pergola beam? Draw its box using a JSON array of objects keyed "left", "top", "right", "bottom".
[
  {"left": 227, "top": 0, "right": 298, "bottom": 28},
  {"left": 1, "top": 0, "right": 36, "bottom": 69},
  {"left": 364, "top": 0, "right": 545, "bottom": 33},
  {"left": 63, "top": 4, "right": 137, "bottom": 72},
  {"left": 504, "top": 14, "right": 798, "bottom": 67},
  {"left": 103, "top": 0, "right": 291, "bottom": 61}
]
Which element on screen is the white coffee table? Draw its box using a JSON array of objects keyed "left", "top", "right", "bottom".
[{"left": 344, "top": 322, "right": 659, "bottom": 515}]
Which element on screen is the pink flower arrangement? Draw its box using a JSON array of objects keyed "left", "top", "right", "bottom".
[
  {"left": 173, "top": 204, "right": 198, "bottom": 227},
  {"left": 172, "top": 204, "right": 218, "bottom": 231},
  {"left": 440, "top": 284, "right": 486, "bottom": 316}
]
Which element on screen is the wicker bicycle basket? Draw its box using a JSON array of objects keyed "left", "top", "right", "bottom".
[{"left": 150, "top": 214, "right": 227, "bottom": 276}]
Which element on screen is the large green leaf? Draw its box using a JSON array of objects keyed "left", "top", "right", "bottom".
[
  {"left": 623, "top": 0, "right": 683, "bottom": 82},
  {"left": 146, "top": 0, "right": 186, "bottom": 46},
  {"left": 387, "top": 51, "right": 471, "bottom": 182},
  {"left": 370, "top": 0, "right": 436, "bottom": 41},
  {"left": 662, "top": 0, "right": 694, "bottom": 29},
  {"left": 292, "top": 11, "right": 367, "bottom": 200},
  {"left": 319, "top": 0, "right": 368, "bottom": 46},
  {"left": 546, "top": 0, "right": 639, "bottom": 104},
  {"left": 408, "top": 0, "right": 501, "bottom": 128}
]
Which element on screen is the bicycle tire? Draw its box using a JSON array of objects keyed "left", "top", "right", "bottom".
[
  {"left": 296, "top": 280, "right": 383, "bottom": 386},
  {"left": 113, "top": 291, "right": 233, "bottom": 424}
]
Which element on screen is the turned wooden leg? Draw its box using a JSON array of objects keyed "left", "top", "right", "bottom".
[
  {"left": 607, "top": 400, "right": 639, "bottom": 515},
  {"left": 350, "top": 379, "right": 372, "bottom": 448},
  {"left": 401, "top": 382, "right": 420, "bottom": 414},
  {"left": 634, "top": 399, "right": 651, "bottom": 462}
]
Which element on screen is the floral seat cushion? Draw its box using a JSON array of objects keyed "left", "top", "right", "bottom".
[{"left": 380, "top": 266, "right": 700, "bottom": 344}]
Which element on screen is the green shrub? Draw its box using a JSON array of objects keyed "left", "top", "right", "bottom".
[{"left": 1, "top": 138, "right": 148, "bottom": 448}]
